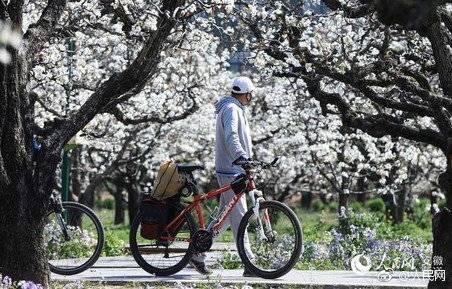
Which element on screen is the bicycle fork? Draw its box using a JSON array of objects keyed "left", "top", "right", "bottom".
[
  {"left": 50, "top": 197, "right": 71, "bottom": 241},
  {"left": 56, "top": 212, "right": 71, "bottom": 242},
  {"left": 248, "top": 190, "right": 273, "bottom": 242}
]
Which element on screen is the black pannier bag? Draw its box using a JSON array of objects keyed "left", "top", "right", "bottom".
[
  {"left": 231, "top": 174, "right": 248, "bottom": 194},
  {"left": 139, "top": 195, "right": 180, "bottom": 240},
  {"left": 140, "top": 197, "right": 168, "bottom": 240}
]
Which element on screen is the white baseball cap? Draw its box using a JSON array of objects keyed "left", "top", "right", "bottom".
[{"left": 231, "top": 76, "right": 255, "bottom": 94}]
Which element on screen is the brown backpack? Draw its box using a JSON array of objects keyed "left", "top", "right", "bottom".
[{"left": 151, "top": 160, "right": 185, "bottom": 200}]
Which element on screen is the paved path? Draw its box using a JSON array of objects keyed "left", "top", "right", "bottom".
[{"left": 51, "top": 256, "right": 429, "bottom": 288}]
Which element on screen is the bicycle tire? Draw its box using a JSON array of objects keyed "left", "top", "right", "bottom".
[
  {"left": 236, "top": 200, "right": 303, "bottom": 279},
  {"left": 46, "top": 201, "right": 105, "bottom": 275},
  {"left": 129, "top": 204, "right": 197, "bottom": 276}
]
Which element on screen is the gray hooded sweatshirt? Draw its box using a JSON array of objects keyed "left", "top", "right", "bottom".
[{"left": 214, "top": 96, "right": 253, "bottom": 177}]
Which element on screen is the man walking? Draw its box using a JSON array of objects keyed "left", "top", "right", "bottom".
[{"left": 189, "top": 76, "right": 256, "bottom": 277}]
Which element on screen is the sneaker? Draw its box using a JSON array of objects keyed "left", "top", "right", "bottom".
[
  {"left": 243, "top": 267, "right": 256, "bottom": 277},
  {"left": 189, "top": 259, "right": 212, "bottom": 275}
]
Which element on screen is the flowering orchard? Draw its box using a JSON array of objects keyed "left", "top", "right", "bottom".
[{"left": 1, "top": 0, "right": 451, "bottom": 288}]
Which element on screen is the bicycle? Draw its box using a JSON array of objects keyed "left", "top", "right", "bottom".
[
  {"left": 129, "top": 158, "right": 303, "bottom": 279},
  {"left": 44, "top": 196, "right": 105, "bottom": 275}
]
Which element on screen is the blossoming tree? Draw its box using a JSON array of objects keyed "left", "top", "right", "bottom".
[
  {"left": 225, "top": 0, "right": 452, "bottom": 287},
  {"left": 0, "top": 0, "right": 223, "bottom": 285}
]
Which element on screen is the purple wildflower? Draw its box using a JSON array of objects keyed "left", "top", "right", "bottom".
[
  {"left": 2, "top": 276, "right": 12, "bottom": 286},
  {"left": 21, "top": 281, "right": 38, "bottom": 289}
]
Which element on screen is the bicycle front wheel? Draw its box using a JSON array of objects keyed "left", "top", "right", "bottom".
[
  {"left": 45, "top": 202, "right": 105, "bottom": 275},
  {"left": 237, "top": 200, "right": 303, "bottom": 279}
]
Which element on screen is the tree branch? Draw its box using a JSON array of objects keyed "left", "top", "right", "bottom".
[
  {"left": 306, "top": 78, "right": 447, "bottom": 151},
  {"left": 321, "top": 0, "right": 374, "bottom": 18},
  {"left": 100, "top": 0, "right": 135, "bottom": 35},
  {"left": 252, "top": 127, "right": 283, "bottom": 145},
  {"left": 425, "top": 15, "right": 452, "bottom": 96},
  {"left": 7, "top": 0, "right": 24, "bottom": 25},
  {"left": 24, "top": 0, "right": 67, "bottom": 60},
  {"left": 117, "top": 124, "right": 163, "bottom": 165},
  {"left": 46, "top": 0, "right": 185, "bottom": 152},
  {"left": 35, "top": 96, "right": 63, "bottom": 118},
  {"left": 107, "top": 87, "right": 199, "bottom": 125},
  {"left": 0, "top": 0, "right": 11, "bottom": 21}
]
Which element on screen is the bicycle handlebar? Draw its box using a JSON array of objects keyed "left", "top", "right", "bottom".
[{"left": 233, "top": 157, "right": 279, "bottom": 170}]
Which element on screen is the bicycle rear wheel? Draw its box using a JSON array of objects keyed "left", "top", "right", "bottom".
[
  {"left": 237, "top": 200, "right": 303, "bottom": 279},
  {"left": 45, "top": 202, "right": 105, "bottom": 275},
  {"left": 129, "top": 204, "right": 196, "bottom": 276}
]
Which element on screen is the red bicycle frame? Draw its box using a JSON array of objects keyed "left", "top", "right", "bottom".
[{"left": 164, "top": 172, "right": 256, "bottom": 240}]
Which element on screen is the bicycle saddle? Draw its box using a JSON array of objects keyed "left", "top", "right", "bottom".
[{"left": 177, "top": 164, "right": 205, "bottom": 173}]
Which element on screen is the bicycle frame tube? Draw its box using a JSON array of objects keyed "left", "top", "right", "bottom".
[
  {"left": 212, "top": 192, "right": 244, "bottom": 233},
  {"left": 211, "top": 173, "right": 257, "bottom": 233},
  {"left": 165, "top": 175, "right": 257, "bottom": 237},
  {"left": 165, "top": 184, "right": 232, "bottom": 232}
]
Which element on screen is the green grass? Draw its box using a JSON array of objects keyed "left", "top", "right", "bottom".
[
  {"left": 96, "top": 209, "right": 131, "bottom": 243},
  {"left": 94, "top": 199, "right": 433, "bottom": 255},
  {"left": 295, "top": 209, "right": 337, "bottom": 243},
  {"left": 96, "top": 205, "right": 434, "bottom": 245}
]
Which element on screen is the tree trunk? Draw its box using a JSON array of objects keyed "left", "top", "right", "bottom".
[
  {"left": 319, "top": 192, "right": 328, "bottom": 204},
  {"left": 392, "top": 187, "right": 407, "bottom": 224},
  {"left": 301, "top": 191, "right": 313, "bottom": 209},
  {"left": 127, "top": 184, "right": 139, "bottom": 225},
  {"left": 0, "top": 49, "right": 61, "bottom": 286},
  {"left": 79, "top": 174, "right": 101, "bottom": 209},
  {"left": 356, "top": 177, "right": 367, "bottom": 203},
  {"left": 429, "top": 207, "right": 452, "bottom": 289},
  {"left": 0, "top": 205, "right": 49, "bottom": 285},
  {"left": 338, "top": 192, "right": 349, "bottom": 214},
  {"left": 431, "top": 190, "right": 439, "bottom": 214},
  {"left": 429, "top": 167, "right": 452, "bottom": 288},
  {"left": 383, "top": 194, "right": 397, "bottom": 222},
  {"left": 356, "top": 193, "right": 367, "bottom": 203},
  {"left": 337, "top": 191, "right": 350, "bottom": 232},
  {"left": 114, "top": 185, "right": 125, "bottom": 225},
  {"left": 0, "top": 170, "right": 53, "bottom": 286}
]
